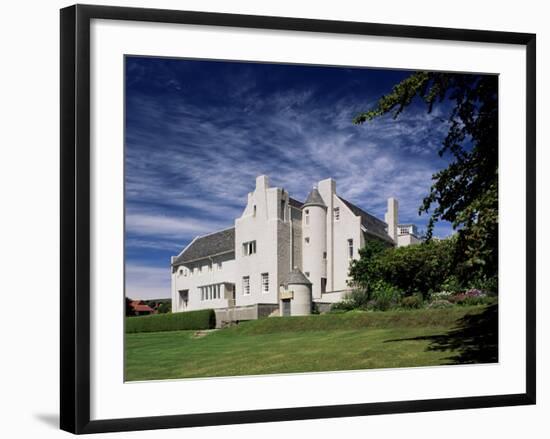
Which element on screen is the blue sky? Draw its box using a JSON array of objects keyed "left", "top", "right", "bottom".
[{"left": 125, "top": 56, "right": 458, "bottom": 300}]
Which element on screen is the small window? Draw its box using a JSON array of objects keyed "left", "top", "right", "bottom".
[
  {"left": 261, "top": 273, "right": 269, "bottom": 293},
  {"left": 253, "top": 205, "right": 257, "bottom": 217},
  {"left": 178, "top": 268, "right": 184, "bottom": 276},
  {"left": 217, "top": 261, "right": 222, "bottom": 270},
  {"left": 348, "top": 239, "right": 354, "bottom": 258},
  {"left": 323, "top": 251, "right": 327, "bottom": 259},
  {"left": 305, "top": 272, "right": 310, "bottom": 277},
  {"left": 334, "top": 207, "right": 340, "bottom": 221},
  {"left": 243, "top": 240, "right": 257, "bottom": 256},
  {"left": 305, "top": 237, "right": 310, "bottom": 244},
  {"left": 243, "top": 276, "right": 250, "bottom": 295},
  {"left": 305, "top": 209, "right": 310, "bottom": 225}
]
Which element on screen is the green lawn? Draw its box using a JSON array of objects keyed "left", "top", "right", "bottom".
[{"left": 125, "top": 305, "right": 493, "bottom": 381}]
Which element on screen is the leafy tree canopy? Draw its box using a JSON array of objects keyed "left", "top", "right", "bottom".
[{"left": 354, "top": 72, "right": 498, "bottom": 281}]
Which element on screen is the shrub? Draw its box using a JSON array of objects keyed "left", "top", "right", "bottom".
[
  {"left": 349, "top": 238, "right": 457, "bottom": 301},
  {"left": 431, "top": 291, "right": 454, "bottom": 300},
  {"left": 332, "top": 287, "right": 371, "bottom": 311},
  {"left": 428, "top": 299, "right": 454, "bottom": 309},
  {"left": 369, "top": 281, "right": 401, "bottom": 311},
  {"left": 448, "top": 289, "right": 495, "bottom": 306},
  {"left": 400, "top": 295, "right": 423, "bottom": 309},
  {"left": 468, "top": 276, "right": 498, "bottom": 295},
  {"left": 125, "top": 309, "right": 216, "bottom": 333},
  {"left": 440, "top": 275, "right": 463, "bottom": 293}
]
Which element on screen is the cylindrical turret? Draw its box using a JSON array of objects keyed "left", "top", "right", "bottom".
[
  {"left": 302, "top": 187, "right": 327, "bottom": 300},
  {"left": 287, "top": 268, "right": 312, "bottom": 316}
]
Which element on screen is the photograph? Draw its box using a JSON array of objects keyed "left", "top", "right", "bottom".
[{"left": 123, "top": 56, "right": 499, "bottom": 382}]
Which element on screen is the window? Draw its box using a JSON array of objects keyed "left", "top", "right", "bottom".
[
  {"left": 261, "top": 273, "right": 269, "bottom": 293},
  {"left": 199, "top": 284, "right": 222, "bottom": 301},
  {"left": 305, "top": 209, "right": 310, "bottom": 225},
  {"left": 305, "top": 237, "right": 310, "bottom": 244},
  {"left": 208, "top": 262, "right": 212, "bottom": 272},
  {"left": 280, "top": 200, "right": 286, "bottom": 220},
  {"left": 305, "top": 272, "right": 310, "bottom": 277},
  {"left": 243, "top": 240, "right": 256, "bottom": 256},
  {"left": 334, "top": 207, "right": 340, "bottom": 220},
  {"left": 399, "top": 227, "right": 409, "bottom": 235},
  {"left": 178, "top": 268, "right": 184, "bottom": 276},
  {"left": 253, "top": 205, "right": 257, "bottom": 217},
  {"left": 348, "top": 239, "right": 354, "bottom": 258},
  {"left": 323, "top": 251, "right": 327, "bottom": 259},
  {"left": 216, "top": 261, "right": 222, "bottom": 270},
  {"left": 242, "top": 276, "right": 250, "bottom": 295}
]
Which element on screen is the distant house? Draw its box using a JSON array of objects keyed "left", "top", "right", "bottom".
[
  {"left": 128, "top": 300, "right": 155, "bottom": 316},
  {"left": 171, "top": 175, "right": 421, "bottom": 321}
]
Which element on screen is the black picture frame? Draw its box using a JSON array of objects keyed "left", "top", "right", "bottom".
[{"left": 60, "top": 4, "right": 536, "bottom": 434}]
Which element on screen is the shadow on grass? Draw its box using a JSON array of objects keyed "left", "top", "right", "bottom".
[{"left": 385, "top": 304, "right": 498, "bottom": 365}]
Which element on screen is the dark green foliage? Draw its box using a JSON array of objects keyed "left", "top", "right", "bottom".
[
  {"left": 354, "top": 72, "right": 498, "bottom": 283},
  {"left": 401, "top": 295, "right": 423, "bottom": 309},
  {"left": 125, "top": 309, "right": 215, "bottom": 333},
  {"left": 349, "top": 238, "right": 456, "bottom": 302},
  {"left": 428, "top": 299, "right": 453, "bottom": 309},
  {"left": 377, "top": 238, "right": 456, "bottom": 299},
  {"left": 347, "top": 239, "right": 387, "bottom": 300},
  {"left": 125, "top": 297, "right": 133, "bottom": 317},
  {"left": 370, "top": 280, "right": 401, "bottom": 310}
]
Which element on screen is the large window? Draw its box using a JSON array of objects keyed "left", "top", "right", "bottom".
[
  {"left": 242, "top": 276, "right": 250, "bottom": 295},
  {"left": 261, "top": 273, "right": 269, "bottom": 293},
  {"left": 242, "top": 240, "right": 257, "bottom": 256},
  {"left": 348, "top": 238, "right": 354, "bottom": 258},
  {"left": 199, "top": 284, "right": 222, "bottom": 301}
]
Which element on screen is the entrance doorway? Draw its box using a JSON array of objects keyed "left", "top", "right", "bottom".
[
  {"left": 282, "top": 299, "right": 291, "bottom": 317},
  {"left": 178, "top": 289, "right": 189, "bottom": 309}
]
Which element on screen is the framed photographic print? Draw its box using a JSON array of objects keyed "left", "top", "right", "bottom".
[{"left": 60, "top": 4, "right": 536, "bottom": 434}]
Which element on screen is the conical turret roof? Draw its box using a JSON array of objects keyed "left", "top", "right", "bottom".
[
  {"left": 303, "top": 187, "right": 326, "bottom": 208},
  {"left": 286, "top": 268, "right": 312, "bottom": 285}
]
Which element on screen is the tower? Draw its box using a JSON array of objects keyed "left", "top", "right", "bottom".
[{"left": 301, "top": 187, "right": 327, "bottom": 299}]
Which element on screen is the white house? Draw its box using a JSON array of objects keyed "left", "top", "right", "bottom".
[{"left": 171, "top": 175, "right": 420, "bottom": 320}]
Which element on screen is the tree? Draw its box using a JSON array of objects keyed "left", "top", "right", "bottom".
[
  {"left": 125, "top": 297, "right": 134, "bottom": 317},
  {"left": 354, "top": 72, "right": 498, "bottom": 283},
  {"left": 347, "top": 239, "right": 386, "bottom": 298}
]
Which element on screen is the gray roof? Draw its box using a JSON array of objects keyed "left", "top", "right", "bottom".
[
  {"left": 286, "top": 268, "right": 312, "bottom": 285},
  {"left": 289, "top": 197, "right": 303, "bottom": 209},
  {"left": 172, "top": 227, "right": 235, "bottom": 266},
  {"left": 303, "top": 188, "right": 326, "bottom": 208},
  {"left": 339, "top": 197, "right": 394, "bottom": 244}
]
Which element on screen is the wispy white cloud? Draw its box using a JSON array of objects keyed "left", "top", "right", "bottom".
[
  {"left": 124, "top": 58, "right": 461, "bottom": 285},
  {"left": 125, "top": 264, "right": 170, "bottom": 299}
]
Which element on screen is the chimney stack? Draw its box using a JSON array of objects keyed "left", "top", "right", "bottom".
[{"left": 385, "top": 197, "right": 398, "bottom": 242}]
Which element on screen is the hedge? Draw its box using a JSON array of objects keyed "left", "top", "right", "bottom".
[{"left": 125, "top": 309, "right": 216, "bottom": 333}]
